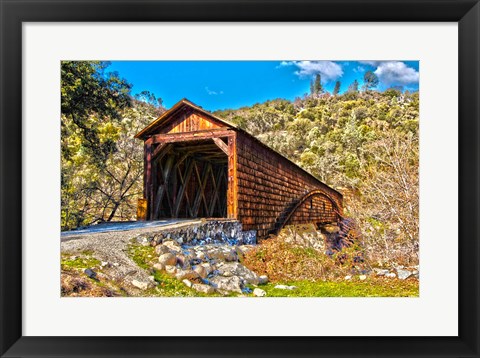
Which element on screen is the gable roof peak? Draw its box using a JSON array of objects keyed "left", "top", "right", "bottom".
[{"left": 134, "top": 98, "right": 236, "bottom": 139}]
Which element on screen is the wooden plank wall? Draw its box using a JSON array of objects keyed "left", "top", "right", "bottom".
[
  {"left": 160, "top": 111, "right": 224, "bottom": 134},
  {"left": 285, "top": 195, "right": 338, "bottom": 226},
  {"left": 236, "top": 133, "right": 343, "bottom": 237}
]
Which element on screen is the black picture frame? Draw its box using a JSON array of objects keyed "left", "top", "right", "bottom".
[{"left": 1, "top": 0, "right": 479, "bottom": 357}]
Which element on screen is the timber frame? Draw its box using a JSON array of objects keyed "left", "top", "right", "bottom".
[
  {"left": 136, "top": 98, "right": 343, "bottom": 237},
  {"left": 142, "top": 130, "right": 236, "bottom": 220}
]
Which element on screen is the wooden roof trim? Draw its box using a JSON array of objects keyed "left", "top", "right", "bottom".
[{"left": 134, "top": 98, "right": 238, "bottom": 139}]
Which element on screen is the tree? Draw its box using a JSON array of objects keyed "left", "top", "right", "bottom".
[
  {"left": 61, "top": 96, "right": 164, "bottom": 230},
  {"left": 61, "top": 61, "right": 132, "bottom": 166},
  {"left": 310, "top": 73, "right": 323, "bottom": 95},
  {"left": 363, "top": 71, "right": 379, "bottom": 91},
  {"left": 86, "top": 101, "right": 164, "bottom": 222},
  {"left": 333, "top": 81, "right": 341, "bottom": 95},
  {"left": 348, "top": 79, "right": 359, "bottom": 93},
  {"left": 61, "top": 61, "right": 153, "bottom": 229}
]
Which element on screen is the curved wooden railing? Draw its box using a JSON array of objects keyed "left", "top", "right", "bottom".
[{"left": 269, "top": 189, "right": 342, "bottom": 236}]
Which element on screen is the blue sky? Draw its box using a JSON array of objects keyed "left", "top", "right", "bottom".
[{"left": 108, "top": 61, "right": 419, "bottom": 112}]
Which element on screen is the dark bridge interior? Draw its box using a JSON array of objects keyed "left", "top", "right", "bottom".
[{"left": 150, "top": 139, "right": 228, "bottom": 220}]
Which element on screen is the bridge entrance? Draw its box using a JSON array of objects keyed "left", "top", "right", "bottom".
[{"left": 148, "top": 139, "right": 228, "bottom": 220}]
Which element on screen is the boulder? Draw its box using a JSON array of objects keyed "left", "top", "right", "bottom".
[
  {"left": 204, "top": 246, "right": 237, "bottom": 262},
  {"left": 253, "top": 288, "right": 266, "bottom": 297},
  {"left": 200, "top": 263, "right": 213, "bottom": 275},
  {"left": 84, "top": 268, "right": 97, "bottom": 279},
  {"left": 193, "top": 265, "right": 208, "bottom": 279},
  {"left": 159, "top": 253, "right": 176, "bottom": 266},
  {"left": 132, "top": 280, "right": 150, "bottom": 290},
  {"left": 176, "top": 254, "right": 189, "bottom": 268},
  {"left": 175, "top": 269, "right": 199, "bottom": 281},
  {"left": 155, "top": 245, "right": 170, "bottom": 256},
  {"left": 373, "top": 268, "right": 390, "bottom": 277},
  {"left": 136, "top": 235, "right": 153, "bottom": 246},
  {"left": 258, "top": 275, "right": 268, "bottom": 284},
  {"left": 163, "top": 240, "right": 182, "bottom": 254},
  {"left": 153, "top": 263, "right": 165, "bottom": 271},
  {"left": 279, "top": 225, "right": 326, "bottom": 252},
  {"left": 154, "top": 233, "right": 164, "bottom": 245},
  {"left": 359, "top": 275, "right": 367, "bottom": 281},
  {"left": 182, "top": 279, "right": 193, "bottom": 288},
  {"left": 396, "top": 269, "right": 412, "bottom": 280},
  {"left": 210, "top": 275, "right": 243, "bottom": 293},
  {"left": 192, "top": 283, "right": 215, "bottom": 294},
  {"left": 274, "top": 285, "right": 297, "bottom": 290},
  {"left": 165, "top": 265, "right": 177, "bottom": 275},
  {"left": 215, "top": 262, "right": 259, "bottom": 285}
]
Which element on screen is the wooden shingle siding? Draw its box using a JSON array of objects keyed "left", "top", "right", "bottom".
[
  {"left": 236, "top": 133, "right": 342, "bottom": 237},
  {"left": 286, "top": 195, "right": 338, "bottom": 225}
]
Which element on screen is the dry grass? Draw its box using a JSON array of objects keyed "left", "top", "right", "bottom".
[
  {"left": 243, "top": 235, "right": 367, "bottom": 282},
  {"left": 61, "top": 270, "right": 119, "bottom": 297}
]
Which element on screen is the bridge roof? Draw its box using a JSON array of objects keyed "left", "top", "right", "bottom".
[{"left": 134, "top": 98, "right": 238, "bottom": 139}]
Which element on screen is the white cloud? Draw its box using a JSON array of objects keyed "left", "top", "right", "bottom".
[
  {"left": 358, "top": 60, "right": 383, "bottom": 67},
  {"left": 280, "top": 61, "right": 343, "bottom": 82},
  {"left": 353, "top": 66, "right": 366, "bottom": 73},
  {"left": 205, "top": 87, "right": 223, "bottom": 95},
  {"left": 359, "top": 61, "right": 419, "bottom": 85},
  {"left": 374, "top": 61, "right": 419, "bottom": 85}
]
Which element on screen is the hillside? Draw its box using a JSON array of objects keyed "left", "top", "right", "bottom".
[{"left": 215, "top": 90, "right": 419, "bottom": 266}]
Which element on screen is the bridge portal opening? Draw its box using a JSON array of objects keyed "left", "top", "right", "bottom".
[{"left": 148, "top": 138, "right": 228, "bottom": 220}]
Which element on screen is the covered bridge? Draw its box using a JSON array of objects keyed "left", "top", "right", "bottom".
[{"left": 135, "top": 99, "right": 343, "bottom": 238}]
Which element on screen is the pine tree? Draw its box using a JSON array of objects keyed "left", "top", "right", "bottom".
[
  {"left": 363, "top": 71, "right": 379, "bottom": 91},
  {"left": 348, "top": 79, "right": 359, "bottom": 93},
  {"left": 313, "top": 73, "right": 323, "bottom": 94},
  {"left": 333, "top": 81, "right": 341, "bottom": 95}
]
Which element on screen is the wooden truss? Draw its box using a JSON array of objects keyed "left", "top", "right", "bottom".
[{"left": 144, "top": 129, "right": 237, "bottom": 220}]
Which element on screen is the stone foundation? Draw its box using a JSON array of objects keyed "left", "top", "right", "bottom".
[{"left": 137, "top": 219, "right": 256, "bottom": 246}]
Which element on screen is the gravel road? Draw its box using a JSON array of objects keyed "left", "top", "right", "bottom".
[{"left": 61, "top": 220, "right": 204, "bottom": 295}]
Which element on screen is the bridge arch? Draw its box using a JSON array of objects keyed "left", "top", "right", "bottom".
[{"left": 271, "top": 190, "right": 342, "bottom": 235}]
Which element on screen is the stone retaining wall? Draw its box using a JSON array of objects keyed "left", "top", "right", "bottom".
[{"left": 138, "top": 219, "right": 256, "bottom": 246}]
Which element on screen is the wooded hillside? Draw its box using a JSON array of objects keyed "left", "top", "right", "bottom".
[
  {"left": 215, "top": 91, "right": 419, "bottom": 265},
  {"left": 61, "top": 61, "right": 419, "bottom": 266}
]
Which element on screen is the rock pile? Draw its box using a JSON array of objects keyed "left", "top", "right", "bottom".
[
  {"left": 372, "top": 266, "right": 419, "bottom": 280},
  {"left": 277, "top": 220, "right": 362, "bottom": 256},
  {"left": 135, "top": 221, "right": 267, "bottom": 295},
  {"left": 319, "top": 218, "right": 362, "bottom": 254}
]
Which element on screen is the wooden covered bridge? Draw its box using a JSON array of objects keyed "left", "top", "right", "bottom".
[{"left": 135, "top": 99, "right": 343, "bottom": 238}]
